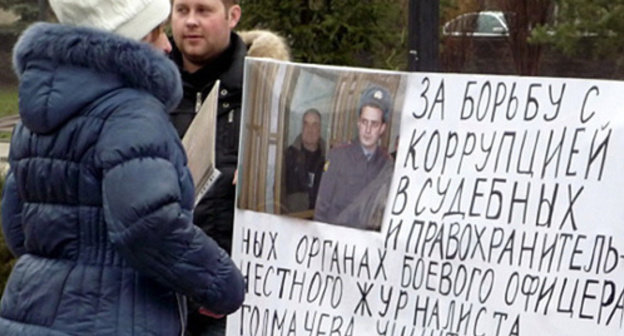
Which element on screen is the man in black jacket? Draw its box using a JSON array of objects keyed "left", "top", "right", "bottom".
[
  {"left": 284, "top": 108, "right": 326, "bottom": 214},
  {"left": 170, "top": 0, "right": 244, "bottom": 257},
  {"left": 169, "top": 0, "right": 289, "bottom": 335}
]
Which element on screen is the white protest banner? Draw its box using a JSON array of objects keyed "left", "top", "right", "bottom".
[{"left": 228, "top": 58, "right": 624, "bottom": 336}]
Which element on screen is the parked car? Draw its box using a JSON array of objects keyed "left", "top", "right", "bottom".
[{"left": 442, "top": 11, "right": 509, "bottom": 37}]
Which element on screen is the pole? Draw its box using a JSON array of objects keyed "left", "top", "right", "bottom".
[{"left": 408, "top": 0, "right": 440, "bottom": 71}]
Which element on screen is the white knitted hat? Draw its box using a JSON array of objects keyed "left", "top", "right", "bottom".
[{"left": 49, "top": 0, "right": 170, "bottom": 41}]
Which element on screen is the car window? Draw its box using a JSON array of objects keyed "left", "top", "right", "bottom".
[
  {"left": 444, "top": 13, "right": 478, "bottom": 34},
  {"left": 443, "top": 11, "right": 509, "bottom": 36},
  {"left": 478, "top": 14, "right": 506, "bottom": 34}
]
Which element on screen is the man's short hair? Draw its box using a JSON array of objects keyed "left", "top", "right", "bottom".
[
  {"left": 358, "top": 85, "right": 392, "bottom": 123},
  {"left": 303, "top": 108, "right": 321, "bottom": 122},
  {"left": 222, "top": 0, "right": 239, "bottom": 7},
  {"left": 172, "top": 0, "right": 238, "bottom": 6}
]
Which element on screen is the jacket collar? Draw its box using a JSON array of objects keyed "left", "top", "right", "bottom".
[{"left": 13, "top": 23, "right": 182, "bottom": 111}]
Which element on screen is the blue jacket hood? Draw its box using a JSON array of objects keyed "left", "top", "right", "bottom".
[{"left": 12, "top": 23, "right": 182, "bottom": 133}]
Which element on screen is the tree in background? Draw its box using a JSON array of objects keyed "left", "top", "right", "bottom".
[
  {"left": 238, "top": 0, "right": 407, "bottom": 69},
  {"left": 440, "top": 0, "right": 558, "bottom": 76},
  {"left": 497, "top": 0, "right": 553, "bottom": 75},
  {"left": 439, "top": 0, "right": 485, "bottom": 72},
  {"left": 530, "top": 0, "right": 624, "bottom": 67}
]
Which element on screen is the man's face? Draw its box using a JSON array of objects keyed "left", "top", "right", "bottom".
[
  {"left": 357, "top": 105, "right": 386, "bottom": 152},
  {"left": 171, "top": 0, "right": 240, "bottom": 71},
  {"left": 301, "top": 112, "right": 321, "bottom": 150}
]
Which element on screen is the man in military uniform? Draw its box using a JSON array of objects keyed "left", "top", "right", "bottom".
[{"left": 314, "top": 85, "right": 393, "bottom": 230}]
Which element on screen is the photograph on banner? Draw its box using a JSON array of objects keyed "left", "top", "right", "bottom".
[
  {"left": 230, "top": 58, "right": 624, "bottom": 336},
  {"left": 237, "top": 59, "right": 406, "bottom": 232}
]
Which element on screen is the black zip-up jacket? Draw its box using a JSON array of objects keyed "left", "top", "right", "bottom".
[
  {"left": 169, "top": 32, "right": 245, "bottom": 254},
  {"left": 169, "top": 29, "right": 290, "bottom": 336}
]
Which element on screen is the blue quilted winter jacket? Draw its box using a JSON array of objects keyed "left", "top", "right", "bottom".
[{"left": 0, "top": 23, "right": 244, "bottom": 335}]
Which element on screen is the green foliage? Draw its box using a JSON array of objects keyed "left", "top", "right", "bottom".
[
  {"left": 530, "top": 0, "right": 624, "bottom": 62},
  {"left": 239, "top": 0, "right": 407, "bottom": 69},
  {"left": 0, "top": 85, "right": 18, "bottom": 118},
  {"left": 0, "top": 85, "right": 18, "bottom": 140}
]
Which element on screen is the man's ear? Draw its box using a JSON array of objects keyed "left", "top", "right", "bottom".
[
  {"left": 228, "top": 5, "right": 242, "bottom": 29},
  {"left": 380, "top": 123, "right": 387, "bottom": 136}
]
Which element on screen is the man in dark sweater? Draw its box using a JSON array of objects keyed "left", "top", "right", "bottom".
[{"left": 284, "top": 108, "right": 326, "bottom": 214}]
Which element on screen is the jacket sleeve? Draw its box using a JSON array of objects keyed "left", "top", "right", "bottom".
[
  {"left": 97, "top": 99, "right": 244, "bottom": 315},
  {"left": 1, "top": 169, "right": 26, "bottom": 257}
]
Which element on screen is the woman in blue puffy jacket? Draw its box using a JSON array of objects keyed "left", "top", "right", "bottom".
[{"left": 0, "top": 0, "right": 244, "bottom": 335}]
